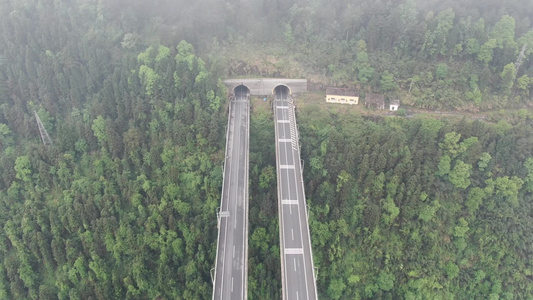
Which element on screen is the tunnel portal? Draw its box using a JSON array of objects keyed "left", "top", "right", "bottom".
[
  {"left": 234, "top": 85, "right": 250, "bottom": 100},
  {"left": 274, "top": 85, "right": 290, "bottom": 99},
  {"left": 223, "top": 79, "right": 306, "bottom": 96}
]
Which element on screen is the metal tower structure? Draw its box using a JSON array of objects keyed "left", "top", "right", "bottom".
[
  {"left": 34, "top": 111, "right": 53, "bottom": 146},
  {"left": 515, "top": 43, "right": 528, "bottom": 75}
]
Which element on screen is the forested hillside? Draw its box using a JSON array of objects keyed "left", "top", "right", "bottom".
[
  {"left": 211, "top": 0, "right": 533, "bottom": 110},
  {"left": 0, "top": 0, "right": 532, "bottom": 299},
  {"left": 297, "top": 104, "right": 532, "bottom": 298},
  {"left": 0, "top": 0, "right": 228, "bottom": 298}
]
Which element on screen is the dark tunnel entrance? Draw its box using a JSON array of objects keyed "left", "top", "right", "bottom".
[
  {"left": 234, "top": 85, "right": 250, "bottom": 100},
  {"left": 274, "top": 85, "right": 290, "bottom": 100}
]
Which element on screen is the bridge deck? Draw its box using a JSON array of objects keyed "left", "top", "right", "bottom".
[
  {"left": 213, "top": 93, "right": 250, "bottom": 300},
  {"left": 273, "top": 92, "right": 318, "bottom": 300}
]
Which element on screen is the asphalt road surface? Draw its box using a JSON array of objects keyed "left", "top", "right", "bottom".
[
  {"left": 274, "top": 88, "right": 318, "bottom": 300},
  {"left": 213, "top": 88, "right": 249, "bottom": 300}
]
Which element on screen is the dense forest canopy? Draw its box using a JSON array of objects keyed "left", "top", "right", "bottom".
[
  {"left": 0, "top": 0, "right": 531, "bottom": 299},
  {"left": 299, "top": 107, "right": 532, "bottom": 299},
  {"left": 92, "top": 0, "right": 533, "bottom": 109}
]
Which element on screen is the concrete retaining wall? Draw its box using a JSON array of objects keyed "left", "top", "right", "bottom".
[{"left": 223, "top": 78, "right": 308, "bottom": 96}]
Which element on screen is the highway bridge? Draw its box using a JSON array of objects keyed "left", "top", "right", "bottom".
[
  {"left": 212, "top": 81, "right": 316, "bottom": 299},
  {"left": 273, "top": 86, "right": 318, "bottom": 300},
  {"left": 212, "top": 85, "right": 250, "bottom": 300}
]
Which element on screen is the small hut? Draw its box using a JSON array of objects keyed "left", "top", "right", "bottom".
[{"left": 389, "top": 99, "right": 400, "bottom": 111}]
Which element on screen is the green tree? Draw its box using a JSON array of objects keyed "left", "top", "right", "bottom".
[
  {"left": 439, "top": 132, "right": 473, "bottom": 158},
  {"left": 137, "top": 46, "right": 154, "bottom": 65},
  {"left": 382, "top": 196, "right": 400, "bottom": 225},
  {"left": 0, "top": 265, "right": 7, "bottom": 299},
  {"left": 422, "top": 8, "right": 455, "bottom": 56},
  {"left": 492, "top": 176, "right": 524, "bottom": 207},
  {"left": 478, "top": 39, "right": 497, "bottom": 66},
  {"left": 453, "top": 218, "right": 469, "bottom": 238},
  {"left": 380, "top": 71, "right": 397, "bottom": 93},
  {"left": 155, "top": 45, "right": 171, "bottom": 63},
  {"left": 0, "top": 123, "right": 10, "bottom": 135},
  {"left": 284, "top": 23, "right": 294, "bottom": 44},
  {"left": 466, "top": 88, "right": 483, "bottom": 104},
  {"left": 524, "top": 158, "right": 533, "bottom": 192},
  {"left": 259, "top": 166, "right": 275, "bottom": 189},
  {"left": 327, "top": 278, "right": 346, "bottom": 300},
  {"left": 377, "top": 271, "right": 395, "bottom": 291},
  {"left": 490, "top": 15, "right": 517, "bottom": 50},
  {"left": 0, "top": 123, "right": 12, "bottom": 148},
  {"left": 14, "top": 156, "right": 32, "bottom": 183},
  {"left": 419, "top": 199, "right": 441, "bottom": 222},
  {"left": 356, "top": 39, "right": 368, "bottom": 53},
  {"left": 516, "top": 74, "right": 530, "bottom": 98},
  {"left": 435, "top": 63, "right": 448, "bottom": 79},
  {"left": 436, "top": 155, "right": 451, "bottom": 176},
  {"left": 448, "top": 160, "right": 472, "bottom": 189},
  {"left": 336, "top": 170, "right": 351, "bottom": 192},
  {"left": 500, "top": 63, "right": 516, "bottom": 94},
  {"left": 121, "top": 33, "right": 138, "bottom": 49},
  {"left": 91, "top": 116, "right": 107, "bottom": 147},
  {"left": 420, "top": 118, "right": 443, "bottom": 140},
  {"left": 398, "top": 0, "right": 418, "bottom": 28},
  {"left": 478, "top": 152, "right": 492, "bottom": 171},
  {"left": 175, "top": 41, "right": 196, "bottom": 71},
  {"left": 439, "top": 132, "right": 461, "bottom": 154},
  {"left": 206, "top": 89, "right": 222, "bottom": 112},
  {"left": 517, "top": 74, "right": 530, "bottom": 90},
  {"left": 444, "top": 261, "right": 459, "bottom": 279},
  {"left": 139, "top": 65, "right": 159, "bottom": 96},
  {"left": 466, "top": 187, "right": 485, "bottom": 214},
  {"left": 356, "top": 52, "right": 374, "bottom": 84}
]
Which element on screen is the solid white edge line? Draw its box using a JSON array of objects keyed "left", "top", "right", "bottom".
[
  {"left": 274, "top": 96, "right": 287, "bottom": 300},
  {"left": 213, "top": 98, "right": 233, "bottom": 300},
  {"left": 243, "top": 97, "right": 250, "bottom": 300}
]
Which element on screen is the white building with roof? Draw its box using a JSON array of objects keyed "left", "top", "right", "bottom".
[{"left": 390, "top": 99, "right": 400, "bottom": 111}]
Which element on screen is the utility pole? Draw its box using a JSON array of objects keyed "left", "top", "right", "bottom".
[
  {"left": 34, "top": 111, "right": 52, "bottom": 146},
  {"left": 515, "top": 43, "right": 528, "bottom": 76}
]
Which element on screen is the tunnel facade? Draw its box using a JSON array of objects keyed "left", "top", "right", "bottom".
[{"left": 223, "top": 78, "right": 307, "bottom": 96}]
